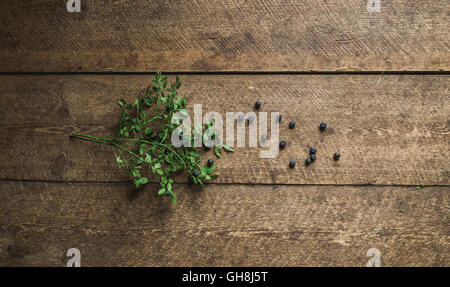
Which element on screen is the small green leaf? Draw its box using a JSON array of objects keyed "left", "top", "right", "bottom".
[
  {"left": 131, "top": 169, "right": 141, "bottom": 178},
  {"left": 158, "top": 188, "right": 166, "bottom": 195},
  {"left": 201, "top": 165, "right": 207, "bottom": 175},
  {"left": 139, "top": 144, "right": 146, "bottom": 155},
  {"left": 175, "top": 75, "right": 181, "bottom": 89},
  {"left": 134, "top": 98, "right": 140, "bottom": 108},
  {"left": 214, "top": 146, "right": 221, "bottom": 158},
  {"left": 180, "top": 109, "right": 189, "bottom": 116},
  {"left": 171, "top": 193, "right": 177, "bottom": 204},
  {"left": 114, "top": 153, "right": 123, "bottom": 165},
  {"left": 222, "top": 144, "right": 234, "bottom": 152},
  {"left": 201, "top": 163, "right": 215, "bottom": 175},
  {"left": 144, "top": 97, "right": 152, "bottom": 107},
  {"left": 139, "top": 177, "right": 148, "bottom": 185}
]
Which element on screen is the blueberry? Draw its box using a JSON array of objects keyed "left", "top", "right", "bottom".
[
  {"left": 179, "top": 135, "right": 183, "bottom": 141},
  {"left": 279, "top": 140, "right": 287, "bottom": 149},
  {"left": 319, "top": 122, "right": 327, "bottom": 131},
  {"left": 255, "top": 101, "right": 262, "bottom": 110},
  {"left": 207, "top": 159, "right": 214, "bottom": 167},
  {"left": 310, "top": 147, "right": 317, "bottom": 155},
  {"left": 310, "top": 154, "right": 316, "bottom": 162},
  {"left": 305, "top": 158, "right": 312, "bottom": 165},
  {"left": 333, "top": 152, "right": 340, "bottom": 161},
  {"left": 278, "top": 114, "right": 282, "bottom": 122},
  {"left": 289, "top": 160, "right": 296, "bottom": 168},
  {"left": 193, "top": 171, "right": 199, "bottom": 177},
  {"left": 165, "top": 191, "right": 171, "bottom": 196},
  {"left": 289, "top": 121, "right": 295, "bottom": 129}
]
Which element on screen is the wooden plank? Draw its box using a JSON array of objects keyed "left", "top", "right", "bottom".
[
  {"left": 0, "top": 181, "right": 448, "bottom": 266},
  {"left": 0, "top": 74, "right": 448, "bottom": 185},
  {"left": 0, "top": 0, "right": 448, "bottom": 72}
]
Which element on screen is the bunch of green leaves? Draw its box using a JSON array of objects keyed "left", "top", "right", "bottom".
[{"left": 71, "top": 73, "right": 233, "bottom": 203}]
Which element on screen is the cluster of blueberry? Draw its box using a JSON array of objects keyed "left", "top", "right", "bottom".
[
  {"left": 255, "top": 101, "right": 341, "bottom": 168},
  {"left": 191, "top": 159, "right": 214, "bottom": 179}
]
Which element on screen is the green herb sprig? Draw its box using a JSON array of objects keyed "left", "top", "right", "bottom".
[{"left": 71, "top": 73, "right": 233, "bottom": 203}]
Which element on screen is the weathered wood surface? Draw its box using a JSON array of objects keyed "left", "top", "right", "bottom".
[
  {"left": 0, "top": 74, "right": 448, "bottom": 185},
  {"left": 0, "top": 182, "right": 448, "bottom": 266},
  {"left": 0, "top": 0, "right": 448, "bottom": 72}
]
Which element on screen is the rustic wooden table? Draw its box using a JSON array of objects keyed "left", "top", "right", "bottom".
[{"left": 0, "top": 0, "right": 448, "bottom": 266}]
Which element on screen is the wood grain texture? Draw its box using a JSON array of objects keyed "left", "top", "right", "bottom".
[
  {"left": 0, "top": 74, "right": 449, "bottom": 185},
  {"left": 0, "top": 181, "right": 448, "bottom": 266},
  {"left": 0, "top": 0, "right": 448, "bottom": 72}
]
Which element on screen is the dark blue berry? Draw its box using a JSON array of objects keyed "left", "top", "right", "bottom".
[
  {"left": 193, "top": 171, "right": 199, "bottom": 177},
  {"left": 207, "top": 159, "right": 214, "bottom": 167},
  {"left": 165, "top": 191, "right": 171, "bottom": 196},
  {"left": 333, "top": 153, "right": 340, "bottom": 161},
  {"left": 254, "top": 101, "right": 262, "bottom": 110},
  {"left": 310, "top": 147, "right": 317, "bottom": 155},
  {"left": 289, "top": 160, "right": 296, "bottom": 168},
  {"left": 279, "top": 140, "right": 287, "bottom": 149},
  {"left": 310, "top": 154, "right": 316, "bottom": 162},
  {"left": 289, "top": 121, "right": 295, "bottom": 129},
  {"left": 179, "top": 135, "right": 183, "bottom": 141},
  {"left": 319, "top": 122, "right": 327, "bottom": 131},
  {"left": 305, "top": 158, "right": 312, "bottom": 165},
  {"left": 278, "top": 114, "right": 282, "bottom": 122}
]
